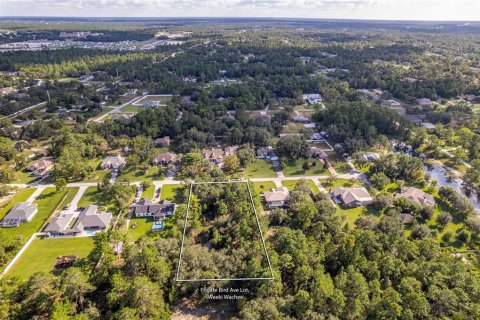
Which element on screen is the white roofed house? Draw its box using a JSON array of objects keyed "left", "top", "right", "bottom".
[
  {"left": 394, "top": 187, "right": 435, "bottom": 207},
  {"left": 264, "top": 187, "right": 290, "bottom": 208},
  {"left": 101, "top": 155, "right": 126, "bottom": 170},
  {"left": 28, "top": 158, "right": 54, "bottom": 176},
  {"left": 416, "top": 98, "right": 433, "bottom": 108},
  {"left": 332, "top": 187, "right": 373, "bottom": 208},
  {"left": 308, "top": 147, "right": 328, "bottom": 160},
  {"left": 0, "top": 202, "right": 38, "bottom": 227},
  {"left": 303, "top": 93, "right": 323, "bottom": 105}
]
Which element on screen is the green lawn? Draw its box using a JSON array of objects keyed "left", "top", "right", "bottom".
[
  {"left": 282, "top": 122, "right": 306, "bottom": 134},
  {"left": 326, "top": 151, "right": 350, "bottom": 174},
  {"left": 141, "top": 185, "right": 156, "bottom": 200},
  {"left": 7, "top": 237, "right": 95, "bottom": 279},
  {"left": 252, "top": 181, "right": 276, "bottom": 194},
  {"left": 282, "top": 158, "right": 327, "bottom": 177},
  {"left": 127, "top": 216, "right": 155, "bottom": 240},
  {"left": 321, "top": 178, "right": 363, "bottom": 190},
  {"left": 245, "top": 159, "right": 277, "bottom": 178},
  {"left": 281, "top": 180, "right": 319, "bottom": 194},
  {"left": 11, "top": 170, "right": 38, "bottom": 184},
  {"left": 121, "top": 105, "right": 143, "bottom": 112},
  {"left": 160, "top": 184, "right": 184, "bottom": 202},
  {"left": 77, "top": 186, "right": 111, "bottom": 210},
  {"left": 336, "top": 205, "right": 366, "bottom": 228},
  {"left": 1, "top": 188, "right": 71, "bottom": 241},
  {"left": 0, "top": 188, "right": 36, "bottom": 221},
  {"left": 118, "top": 166, "right": 161, "bottom": 182},
  {"left": 83, "top": 159, "right": 111, "bottom": 183}
]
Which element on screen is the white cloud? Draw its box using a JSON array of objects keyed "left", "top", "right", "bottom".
[{"left": 0, "top": 0, "right": 479, "bottom": 20}]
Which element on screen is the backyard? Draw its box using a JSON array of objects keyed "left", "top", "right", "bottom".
[
  {"left": 252, "top": 181, "right": 276, "bottom": 194},
  {"left": 7, "top": 237, "right": 95, "bottom": 279}
]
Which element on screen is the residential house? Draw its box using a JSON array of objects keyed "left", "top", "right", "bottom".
[
  {"left": 0, "top": 202, "right": 38, "bottom": 227},
  {"left": 394, "top": 187, "right": 435, "bottom": 207},
  {"left": 112, "top": 114, "right": 130, "bottom": 122},
  {"left": 264, "top": 187, "right": 290, "bottom": 208},
  {"left": 257, "top": 146, "right": 278, "bottom": 161},
  {"left": 143, "top": 100, "right": 161, "bottom": 107},
  {"left": 416, "top": 98, "right": 433, "bottom": 108},
  {"left": 310, "top": 133, "right": 323, "bottom": 141},
  {"left": 332, "top": 187, "right": 373, "bottom": 208},
  {"left": 155, "top": 136, "right": 171, "bottom": 148},
  {"left": 363, "top": 152, "right": 380, "bottom": 162},
  {"left": 293, "top": 115, "right": 310, "bottom": 123},
  {"left": 153, "top": 152, "right": 180, "bottom": 166},
  {"left": 202, "top": 146, "right": 235, "bottom": 164},
  {"left": 45, "top": 205, "right": 112, "bottom": 236},
  {"left": 308, "top": 147, "right": 328, "bottom": 160},
  {"left": 28, "top": 158, "right": 54, "bottom": 176},
  {"left": 132, "top": 198, "right": 176, "bottom": 221},
  {"left": 100, "top": 155, "right": 126, "bottom": 170},
  {"left": 399, "top": 213, "right": 415, "bottom": 224},
  {"left": 303, "top": 93, "right": 323, "bottom": 105}
]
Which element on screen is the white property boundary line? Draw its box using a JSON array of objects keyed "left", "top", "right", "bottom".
[
  {"left": 176, "top": 180, "right": 274, "bottom": 282},
  {"left": 131, "top": 94, "right": 173, "bottom": 106}
]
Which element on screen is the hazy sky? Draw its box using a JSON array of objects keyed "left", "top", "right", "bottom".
[{"left": 1, "top": 0, "right": 479, "bottom": 21}]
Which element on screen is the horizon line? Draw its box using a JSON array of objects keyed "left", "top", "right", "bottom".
[{"left": 0, "top": 16, "right": 479, "bottom": 23}]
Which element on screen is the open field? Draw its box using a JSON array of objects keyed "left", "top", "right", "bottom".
[
  {"left": 282, "top": 157, "right": 327, "bottom": 177},
  {"left": 7, "top": 237, "right": 95, "bottom": 279},
  {"left": 244, "top": 159, "right": 277, "bottom": 178},
  {"left": 252, "top": 181, "right": 276, "bottom": 194},
  {"left": 281, "top": 179, "right": 319, "bottom": 194},
  {"left": 160, "top": 184, "right": 184, "bottom": 202}
]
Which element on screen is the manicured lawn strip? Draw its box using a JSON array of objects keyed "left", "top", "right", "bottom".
[
  {"left": 0, "top": 188, "right": 36, "bottom": 220},
  {"left": 127, "top": 216, "right": 154, "bottom": 240},
  {"left": 142, "top": 185, "right": 156, "bottom": 200},
  {"left": 121, "top": 105, "right": 143, "bottom": 112},
  {"left": 326, "top": 151, "right": 350, "bottom": 174},
  {"left": 321, "top": 178, "right": 363, "bottom": 190},
  {"left": 252, "top": 181, "right": 276, "bottom": 195},
  {"left": 160, "top": 184, "right": 183, "bottom": 202},
  {"left": 7, "top": 237, "right": 95, "bottom": 279},
  {"left": 118, "top": 166, "right": 161, "bottom": 182},
  {"left": 336, "top": 205, "right": 364, "bottom": 228},
  {"left": 12, "top": 170, "right": 38, "bottom": 184},
  {"left": 282, "top": 157, "right": 326, "bottom": 177},
  {"left": 281, "top": 180, "right": 319, "bottom": 194},
  {"left": 1, "top": 188, "right": 70, "bottom": 241},
  {"left": 57, "top": 187, "right": 79, "bottom": 210},
  {"left": 77, "top": 186, "right": 115, "bottom": 211},
  {"left": 245, "top": 159, "right": 277, "bottom": 178}
]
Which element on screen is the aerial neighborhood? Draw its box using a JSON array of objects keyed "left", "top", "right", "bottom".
[{"left": 0, "top": 13, "right": 479, "bottom": 320}]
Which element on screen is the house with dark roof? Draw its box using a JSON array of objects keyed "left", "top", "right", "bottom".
[
  {"left": 0, "top": 202, "right": 38, "bottom": 227},
  {"left": 399, "top": 213, "right": 415, "bottom": 224},
  {"left": 132, "top": 198, "right": 176, "bottom": 221},
  {"left": 332, "top": 187, "right": 373, "bottom": 208},
  {"left": 44, "top": 205, "right": 112, "bottom": 236},
  {"left": 394, "top": 187, "right": 435, "bottom": 207},
  {"left": 257, "top": 146, "right": 278, "bottom": 161},
  {"left": 308, "top": 147, "right": 328, "bottom": 160},
  {"left": 112, "top": 113, "right": 131, "bottom": 122},
  {"left": 264, "top": 187, "right": 290, "bottom": 208}
]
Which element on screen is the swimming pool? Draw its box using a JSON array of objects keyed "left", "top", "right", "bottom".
[{"left": 152, "top": 221, "right": 164, "bottom": 231}]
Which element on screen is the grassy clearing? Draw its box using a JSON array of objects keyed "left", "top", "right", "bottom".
[
  {"left": 118, "top": 166, "right": 161, "bottom": 182},
  {"left": 336, "top": 205, "right": 367, "bottom": 228},
  {"left": 121, "top": 105, "right": 143, "bottom": 112},
  {"left": 252, "top": 181, "right": 276, "bottom": 194},
  {"left": 7, "top": 237, "right": 95, "bottom": 279},
  {"left": 321, "top": 178, "right": 363, "bottom": 190},
  {"left": 77, "top": 186, "right": 112, "bottom": 210},
  {"left": 160, "top": 184, "right": 184, "bottom": 202},
  {"left": 282, "top": 122, "right": 305, "bottom": 134},
  {"left": 83, "top": 159, "right": 111, "bottom": 183},
  {"left": 1, "top": 188, "right": 70, "bottom": 241},
  {"left": 326, "top": 151, "right": 350, "bottom": 174},
  {"left": 0, "top": 188, "right": 36, "bottom": 220},
  {"left": 12, "top": 170, "right": 38, "bottom": 184},
  {"left": 127, "top": 216, "right": 155, "bottom": 240},
  {"left": 141, "top": 185, "right": 156, "bottom": 200},
  {"left": 281, "top": 180, "right": 319, "bottom": 194},
  {"left": 245, "top": 159, "right": 277, "bottom": 178},
  {"left": 282, "top": 158, "right": 326, "bottom": 177}
]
